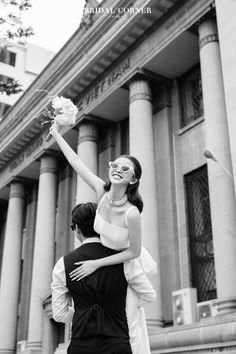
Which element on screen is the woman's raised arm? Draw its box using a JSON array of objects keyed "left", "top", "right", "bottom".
[
  {"left": 70, "top": 207, "right": 142, "bottom": 281},
  {"left": 50, "top": 124, "right": 105, "bottom": 198}
]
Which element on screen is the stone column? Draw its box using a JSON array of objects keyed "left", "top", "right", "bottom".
[
  {"left": 154, "top": 89, "right": 180, "bottom": 322},
  {"left": 76, "top": 120, "right": 98, "bottom": 203},
  {"left": 199, "top": 18, "right": 236, "bottom": 313},
  {"left": 129, "top": 78, "right": 163, "bottom": 328},
  {"left": 0, "top": 200, "right": 8, "bottom": 270},
  {"left": 215, "top": 0, "right": 236, "bottom": 194},
  {"left": 17, "top": 185, "right": 38, "bottom": 343},
  {"left": 55, "top": 164, "right": 73, "bottom": 261},
  {"left": 26, "top": 156, "right": 57, "bottom": 353},
  {"left": 0, "top": 182, "right": 25, "bottom": 354}
]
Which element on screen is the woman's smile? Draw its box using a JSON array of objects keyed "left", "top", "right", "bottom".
[{"left": 112, "top": 171, "right": 123, "bottom": 179}]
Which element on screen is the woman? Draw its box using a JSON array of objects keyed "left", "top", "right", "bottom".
[{"left": 50, "top": 124, "right": 156, "bottom": 354}]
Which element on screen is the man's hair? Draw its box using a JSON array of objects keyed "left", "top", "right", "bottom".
[{"left": 71, "top": 202, "right": 99, "bottom": 238}]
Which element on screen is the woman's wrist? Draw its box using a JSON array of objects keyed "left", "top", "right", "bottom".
[{"left": 94, "top": 258, "right": 101, "bottom": 269}]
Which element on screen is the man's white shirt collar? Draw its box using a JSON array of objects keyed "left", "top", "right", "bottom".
[{"left": 82, "top": 237, "right": 101, "bottom": 244}]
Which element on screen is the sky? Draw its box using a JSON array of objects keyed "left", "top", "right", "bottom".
[{"left": 23, "top": 0, "right": 87, "bottom": 53}]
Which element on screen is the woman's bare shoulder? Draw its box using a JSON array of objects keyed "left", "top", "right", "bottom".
[{"left": 125, "top": 204, "right": 140, "bottom": 220}]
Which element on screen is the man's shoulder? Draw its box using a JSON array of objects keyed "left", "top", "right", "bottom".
[
  {"left": 63, "top": 244, "right": 86, "bottom": 261},
  {"left": 64, "top": 242, "right": 119, "bottom": 264},
  {"left": 63, "top": 242, "right": 103, "bottom": 261}
]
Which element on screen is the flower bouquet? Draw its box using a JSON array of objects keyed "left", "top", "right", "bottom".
[{"left": 35, "top": 91, "right": 78, "bottom": 141}]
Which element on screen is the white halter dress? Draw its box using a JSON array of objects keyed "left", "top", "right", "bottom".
[{"left": 94, "top": 193, "right": 157, "bottom": 354}]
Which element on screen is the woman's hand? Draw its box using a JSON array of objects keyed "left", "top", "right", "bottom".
[
  {"left": 50, "top": 121, "right": 61, "bottom": 136},
  {"left": 69, "top": 260, "right": 98, "bottom": 281}
]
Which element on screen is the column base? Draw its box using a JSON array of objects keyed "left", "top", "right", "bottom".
[
  {"left": 217, "top": 297, "right": 236, "bottom": 315},
  {"left": 17, "top": 341, "right": 41, "bottom": 354},
  {"left": 17, "top": 350, "right": 41, "bottom": 354},
  {"left": 147, "top": 318, "right": 164, "bottom": 334}
]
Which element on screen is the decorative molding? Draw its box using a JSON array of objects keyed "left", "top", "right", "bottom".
[
  {"left": 40, "top": 156, "right": 57, "bottom": 175},
  {"left": 147, "top": 318, "right": 164, "bottom": 330},
  {"left": 78, "top": 134, "right": 98, "bottom": 145},
  {"left": 40, "top": 165, "right": 58, "bottom": 175},
  {"left": 217, "top": 297, "right": 236, "bottom": 315},
  {"left": 9, "top": 182, "right": 25, "bottom": 200},
  {"left": 9, "top": 191, "right": 25, "bottom": 200},
  {"left": 78, "top": 121, "right": 99, "bottom": 145},
  {"left": 130, "top": 92, "right": 152, "bottom": 103},
  {"left": 199, "top": 33, "right": 218, "bottom": 48}
]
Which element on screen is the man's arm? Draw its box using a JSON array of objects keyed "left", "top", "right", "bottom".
[
  {"left": 124, "top": 259, "right": 156, "bottom": 305},
  {"left": 51, "top": 257, "right": 74, "bottom": 323}
]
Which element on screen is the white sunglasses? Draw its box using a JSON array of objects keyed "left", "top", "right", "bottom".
[{"left": 109, "top": 161, "right": 135, "bottom": 175}]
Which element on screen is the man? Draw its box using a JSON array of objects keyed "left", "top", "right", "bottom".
[{"left": 51, "top": 202, "right": 156, "bottom": 354}]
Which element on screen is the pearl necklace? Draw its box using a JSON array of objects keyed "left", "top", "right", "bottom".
[{"left": 107, "top": 192, "right": 128, "bottom": 206}]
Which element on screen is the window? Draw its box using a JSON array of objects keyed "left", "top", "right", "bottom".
[
  {"left": 0, "top": 74, "right": 12, "bottom": 82},
  {"left": 0, "top": 101, "right": 11, "bottom": 122},
  {"left": 185, "top": 166, "right": 216, "bottom": 301},
  {"left": 180, "top": 65, "right": 204, "bottom": 127},
  {"left": 0, "top": 74, "right": 22, "bottom": 96},
  {"left": 0, "top": 48, "right": 16, "bottom": 66}
]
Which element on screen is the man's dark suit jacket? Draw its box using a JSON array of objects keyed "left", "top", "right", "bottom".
[{"left": 64, "top": 241, "right": 130, "bottom": 344}]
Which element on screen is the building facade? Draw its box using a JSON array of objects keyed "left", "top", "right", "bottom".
[
  {"left": 0, "top": 0, "right": 236, "bottom": 353},
  {"left": 0, "top": 41, "right": 54, "bottom": 122}
]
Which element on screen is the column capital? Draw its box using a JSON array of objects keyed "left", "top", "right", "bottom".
[
  {"left": 9, "top": 181, "right": 25, "bottom": 200},
  {"left": 198, "top": 17, "right": 218, "bottom": 49},
  {"left": 128, "top": 69, "right": 171, "bottom": 104},
  {"left": 78, "top": 119, "right": 99, "bottom": 145},
  {"left": 129, "top": 78, "right": 152, "bottom": 104},
  {"left": 39, "top": 155, "right": 57, "bottom": 175}
]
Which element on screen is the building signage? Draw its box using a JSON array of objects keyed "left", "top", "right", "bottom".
[
  {"left": 9, "top": 136, "right": 44, "bottom": 172},
  {"left": 77, "top": 58, "right": 130, "bottom": 111}
]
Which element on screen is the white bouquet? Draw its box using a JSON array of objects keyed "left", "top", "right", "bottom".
[
  {"left": 51, "top": 96, "right": 78, "bottom": 126},
  {"left": 35, "top": 91, "right": 78, "bottom": 141}
]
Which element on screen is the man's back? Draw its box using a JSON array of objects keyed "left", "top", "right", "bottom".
[{"left": 64, "top": 242, "right": 129, "bottom": 341}]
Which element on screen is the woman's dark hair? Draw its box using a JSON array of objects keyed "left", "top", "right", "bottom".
[
  {"left": 104, "top": 155, "right": 143, "bottom": 213},
  {"left": 71, "top": 202, "right": 99, "bottom": 237}
]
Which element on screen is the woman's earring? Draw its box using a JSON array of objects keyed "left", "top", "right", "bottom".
[{"left": 129, "top": 180, "right": 136, "bottom": 185}]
